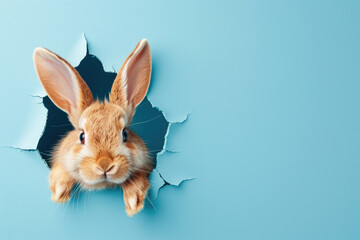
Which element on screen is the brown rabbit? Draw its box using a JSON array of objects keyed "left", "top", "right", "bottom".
[{"left": 33, "top": 39, "right": 153, "bottom": 216}]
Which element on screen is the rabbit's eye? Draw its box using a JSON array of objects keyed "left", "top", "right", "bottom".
[
  {"left": 122, "top": 129, "right": 128, "bottom": 142},
  {"left": 80, "top": 132, "right": 85, "bottom": 144}
]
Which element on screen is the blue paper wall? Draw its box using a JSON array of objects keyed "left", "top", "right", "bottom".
[{"left": 1, "top": 1, "right": 360, "bottom": 239}]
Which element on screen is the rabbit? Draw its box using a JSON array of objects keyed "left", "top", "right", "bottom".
[{"left": 33, "top": 39, "right": 153, "bottom": 216}]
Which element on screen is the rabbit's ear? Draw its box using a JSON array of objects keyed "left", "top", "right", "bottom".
[
  {"left": 109, "top": 39, "right": 151, "bottom": 121},
  {"left": 33, "top": 48, "right": 93, "bottom": 128}
]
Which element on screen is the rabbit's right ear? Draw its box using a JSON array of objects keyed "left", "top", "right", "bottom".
[{"left": 33, "top": 48, "right": 93, "bottom": 128}]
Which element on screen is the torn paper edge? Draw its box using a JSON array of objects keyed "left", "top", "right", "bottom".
[
  {"left": 13, "top": 95, "right": 48, "bottom": 149},
  {"left": 7, "top": 33, "right": 194, "bottom": 203},
  {"left": 145, "top": 101, "right": 194, "bottom": 200}
]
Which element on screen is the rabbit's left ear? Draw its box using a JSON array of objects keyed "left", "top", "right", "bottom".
[{"left": 109, "top": 39, "right": 151, "bottom": 122}]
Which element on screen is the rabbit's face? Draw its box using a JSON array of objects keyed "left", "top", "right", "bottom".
[{"left": 69, "top": 102, "right": 136, "bottom": 187}]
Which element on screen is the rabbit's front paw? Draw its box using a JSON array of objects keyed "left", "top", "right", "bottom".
[
  {"left": 122, "top": 174, "right": 149, "bottom": 217},
  {"left": 49, "top": 164, "right": 75, "bottom": 203},
  {"left": 123, "top": 187, "right": 146, "bottom": 216},
  {"left": 50, "top": 181, "right": 72, "bottom": 203}
]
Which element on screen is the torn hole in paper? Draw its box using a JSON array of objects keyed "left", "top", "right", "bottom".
[{"left": 15, "top": 34, "right": 193, "bottom": 202}]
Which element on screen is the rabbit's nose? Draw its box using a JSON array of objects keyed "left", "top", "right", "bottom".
[
  {"left": 96, "top": 156, "right": 113, "bottom": 172},
  {"left": 96, "top": 164, "right": 115, "bottom": 173},
  {"left": 106, "top": 164, "right": 115, "bottom": 172}
]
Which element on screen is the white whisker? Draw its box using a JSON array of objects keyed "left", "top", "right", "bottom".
[{"left": 130, "top": 114, "right": 163, "bottom": 126}]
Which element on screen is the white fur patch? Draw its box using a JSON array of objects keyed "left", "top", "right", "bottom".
[
  {"left": 115, "top": 143, "right": 131, "bottom": 158},
  {"left": 55, "top": 183, "right": 66, "bottom": 199},
  {"left": 79, "top": 170, "right": 105, "bottom": 185},
  {"left": 79, "top": 117, "right": 87, "bottom": 130},
  {"left": 128, "top": 197, "right": 137, "bottom": 210},
  {"left": 119, "top": 117, "right": 125, "bottom": 129},
  {"left": 107, "top": 172, "right": 130, "bottom": 184},
  {"left": 64, "top": 141, "right": 94, "bottom": 181}
]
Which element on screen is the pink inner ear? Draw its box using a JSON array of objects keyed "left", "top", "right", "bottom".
[
  {"left": 126, "top": 52, "right": 143, "bottom": 102},
  {"left": 40, "top": 52, "right": 78, "bottom": 110},
  {"left": 124, "top": 44, "right": 150, "bottom": 107}
]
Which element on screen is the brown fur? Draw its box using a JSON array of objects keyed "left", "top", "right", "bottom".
[{"left": 34, "top": 39, "right": 153, "bottom": 216}]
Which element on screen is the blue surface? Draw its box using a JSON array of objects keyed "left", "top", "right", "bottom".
[{"left": 1, "top": 0, "right": 360, "bottom": 239}]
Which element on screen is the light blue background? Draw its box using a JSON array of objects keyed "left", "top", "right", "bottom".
[{"left": 1, "top": 0, "right": 360, "bottom": 239}]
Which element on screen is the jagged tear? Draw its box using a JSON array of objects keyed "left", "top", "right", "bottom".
[{"left": 34, "top": 36, "right": 191, "bottom": 201}]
